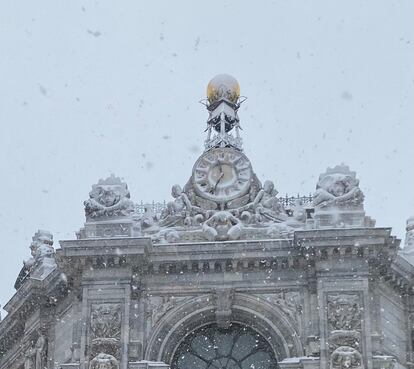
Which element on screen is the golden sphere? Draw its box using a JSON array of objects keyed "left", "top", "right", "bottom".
[{"left": 207, "top": 74, "right": 240, "bottom": 104}]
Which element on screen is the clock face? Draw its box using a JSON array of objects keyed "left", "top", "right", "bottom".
[{"left": 192, "top": 148, "right": 253, "bottom": 202}]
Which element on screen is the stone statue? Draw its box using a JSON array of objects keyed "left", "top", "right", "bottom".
[
  {"left": 24, "top": 333, "right": 47, "bottom": 369},
  {"left": 405, "top": 216, "right": 414, "bottom": 250},
  {"left": 313, "top": 165, "right": 364, "bottom": 209},
  {"left": 239, "top": 180, "right": 286, "bottom": 223},
  {"left": 84, "top": 175, "right": 134, "bottom": 221},
  {"left": 34, "top": 334, "right": 46, "bottom": 369},
  {"left": 400, "top": 216, "right": 414, "bottom": 263},
  {"left": 24, "top": 230, "right": 54, "bottom": 269},
  {"left": 331, "top": 346, "right": 364, "bottom": 369},
  {"left": 14, "top": 230, "right": 56, "bottom": 288},
  {"left": 89, "top": 353, "right": 119, "bottom": 369},
  {"left": 160, "top": 184, "right": 204, "bottom": 227},
  {"left": 24, "top": 347, "right": 35, "bottom": 369},
  {"left": 203, "top": 211, "right": 242, "bottom": 241}
]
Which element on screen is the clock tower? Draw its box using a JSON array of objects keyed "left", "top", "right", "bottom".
[{"left": 186, "top": 74, "right": 261, "bottom": 211}]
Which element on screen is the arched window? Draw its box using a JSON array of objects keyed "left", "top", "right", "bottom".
[{"left": 171, "top": 323, "right": 278, "bottom": 369}]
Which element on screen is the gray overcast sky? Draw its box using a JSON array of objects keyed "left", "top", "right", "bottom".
[{"left": 0, "top": 0, "right": 413, "bottom": 314}]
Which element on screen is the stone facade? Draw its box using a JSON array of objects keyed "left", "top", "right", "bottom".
[{"left": 0, "top": 75, "right": 413, "bottom": 369}]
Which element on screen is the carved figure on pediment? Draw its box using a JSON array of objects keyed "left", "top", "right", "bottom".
[
  {"left": 313, "top": 165, "right": 364, "bottom": 209},
  {"left": 403, "top": 216, "right": 414, "bottom": 253},
  {"left": 84, "top": 175, "right": 134, "bottom": 220},
  {"left": 160, "top": 184, "right": 204, "bottom": 227},
  {"left": 24, "top": 230, "right": 54, "bottom": 269},
  {"left": 239, "top": 180, "right": 287, "bottom": 223},
  {"left": 203, "top": 211, "right": 242, "bottom": 241},
  {"left": 331, "top": 346, "right": 364, "bottom": 369},
  {"left": 327, "top": 294, "right": 361, "bottom": 332},
  {"left": 89, "top": 353, "right": 119, "bottom": 369},
  {"left": 16, "top": 230, "right": 55, "bottom": 289}
]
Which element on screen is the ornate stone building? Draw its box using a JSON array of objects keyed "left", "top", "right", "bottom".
[{"left": 0, "top": 75, "right": 413, "bottom": 369}]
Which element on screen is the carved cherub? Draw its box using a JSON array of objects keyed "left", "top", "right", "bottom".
[
  {"left": 203, "top": 211, "right": 242, "bottom": 241},
  {"left": 239, "top": 180, "right": 286, "bottom": 223},
  {"left": 160, "top": 184, "right": 204, "bottom": 227}
]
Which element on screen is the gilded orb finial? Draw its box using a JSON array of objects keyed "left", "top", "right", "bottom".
[{"left": 207, "top": 74, "right": 240, "bottom": 104}]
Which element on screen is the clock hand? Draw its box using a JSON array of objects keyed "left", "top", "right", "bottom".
[{"left": 211, "top": 171, "right": 224, "bottom": 193}]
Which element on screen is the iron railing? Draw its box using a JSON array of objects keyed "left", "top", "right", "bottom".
[{"left": 135, "top": 195, "right": 314, "bottom": 215}]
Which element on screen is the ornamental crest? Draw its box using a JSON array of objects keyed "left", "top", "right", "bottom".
[{"left": 84, "top": 175, "right": 134, "bottom": 220}]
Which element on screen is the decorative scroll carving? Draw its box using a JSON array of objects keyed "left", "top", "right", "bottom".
[
  {"left": 331, "top": 346, "right": 364, "bottom": 369},
  {"left": 90, "top": 303, "right": 121, "bottom": 358},
  {"left": 89, "top": 353, "right": 119, "bottom": 369},
  {"left": 84, "top": 175, "right": 134, "bottom": 221},
  {"left": 313, "top": 165, "right": 364, "bottom": 209}
]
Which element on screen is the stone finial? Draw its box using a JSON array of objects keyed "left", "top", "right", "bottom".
[
  {"left": 84, "top": 174, "right": 134, "bottom": 221},
  {"left": 313, "top": 164, "right": 364, "bottom": 209}
]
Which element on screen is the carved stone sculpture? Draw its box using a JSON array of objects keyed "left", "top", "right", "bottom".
[
  {"left": 84, "top": 175, "right": 134, "bottom": 221},
  {"left": 24, "top": 230, "right": 54, "bottom": 269},
  {"left": 89, "top": 353, "right": 119, "bottom": 369},
  {"left": 239, "top": 180, "right": 287, "bottom": 223},
  {"left": 202, "top": 211, "right": 242, "bottom": 241},
  {"left": 160, "top": 184, "right": 204, "bottom": 227},
  {"left": 24, "top": 333, "right": 47, "bottom": 369},
  {"left": 140, "top": 206, "right": 158, "bottom": 230},
  {"left": 401, "top": 216, "right": 414, "bottom": 263},
  {"left": 313, "top": 165, "right": 364, "bottom": 209},
  {"left": 404, "top": 216, "right": 414, "bottom": 250},
  {"left": 331, "top": 346, "right": 364, "bottom": 369},
  {"left": 90, "top": 304, "right": 121, "bottom": 358},
  {"left": 15, "top": 230, "right": 56, "bottom": 288},
  {"left": 34, "top": 334, "right": 46, "bottom": 369},
  {"left": 327, "top": 294, "right": 361, "bottom": 332}
]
